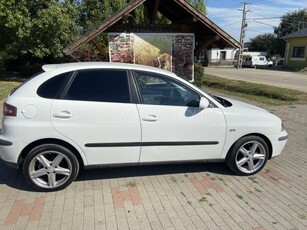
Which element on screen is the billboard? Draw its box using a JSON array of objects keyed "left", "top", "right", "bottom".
[{"left": 109, "top": 33, "right": 194, "bottom": 81}]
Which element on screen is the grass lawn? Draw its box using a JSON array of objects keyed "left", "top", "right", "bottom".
[
  {"left": 200, "top": 74, "right": 307, "bottom": 106},
  {"left": 0, "top": 81, "right": 20, "bottom": 101}
]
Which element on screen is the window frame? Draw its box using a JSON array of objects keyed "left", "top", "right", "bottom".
[
  {"left": 292, "top": 46, "right": 305, "bottom": 59},
  {"left": 61, "top": 68, "right": 133, "bottom": 104}
]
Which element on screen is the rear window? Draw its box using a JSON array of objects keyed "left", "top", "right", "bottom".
[{"left": 37, "top": 72, "right": 72, "bottom": 99}]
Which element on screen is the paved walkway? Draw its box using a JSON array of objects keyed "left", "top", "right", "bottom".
[
  {"left": 0, "top": 102, "right": 307, "bottom": 229},
  {"left": 205, "top": 67, "right": 307, "bottom": 93}
]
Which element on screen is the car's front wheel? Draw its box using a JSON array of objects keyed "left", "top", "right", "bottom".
[
  {"left": 23, "top": 144, "right": 79, "bottom": 192},
  {"left": 226, "top": 136, "right": 269, "bottom": 175}
]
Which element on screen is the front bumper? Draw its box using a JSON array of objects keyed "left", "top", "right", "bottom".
[{"left": 269, "top": 130, "right": 288, "bottom": 158}]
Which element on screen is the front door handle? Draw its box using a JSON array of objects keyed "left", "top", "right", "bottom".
[
  {"left": 142, "top": 115, "right": 158, "bottom": 122},
  {"left": 53, "top": 111, "right": 72, "bottom": 119}
]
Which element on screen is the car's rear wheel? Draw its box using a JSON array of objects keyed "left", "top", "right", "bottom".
[
  {"left": 226, "top": 136, "right": 269, "bottom": 175},
  {"left": 23, "top": 144, "right": 79, "bottom": 192}
]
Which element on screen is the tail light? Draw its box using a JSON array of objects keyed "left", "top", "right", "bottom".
[{"left": 3, "top": 103, "right": 17, "bottom": 117}]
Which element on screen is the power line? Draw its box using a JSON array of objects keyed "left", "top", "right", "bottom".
[
  {"left": 207, "top": 9, "right": 239, "bottom": 19},
  {"left": 220, "top": 20, "right": 242, "bottom": 28},
  {"left": 248, "top": 17, "right": 281, "bottom": 20},
  {"left": 252, "top": 20, "right": 277, "bottom": 28}
]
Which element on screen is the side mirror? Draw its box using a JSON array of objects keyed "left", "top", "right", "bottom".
[{"left": 199, "top": 97, "right": 210, "bottom": 110}]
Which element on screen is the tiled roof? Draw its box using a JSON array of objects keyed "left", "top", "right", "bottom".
[{"left": 282, "top": 27, "right": 307, "bottom": 39}]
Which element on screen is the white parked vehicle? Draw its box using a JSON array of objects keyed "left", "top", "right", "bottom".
[
  {"left": 0, "top": 62, "right": 288, "bottom": 191},
  {"left": 243, "top": 56, "right": 268, "bottom": 68}
]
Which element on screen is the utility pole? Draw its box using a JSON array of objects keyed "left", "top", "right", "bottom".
[{"left": 237, "top": 2, "right": 251, "bottom": 69}]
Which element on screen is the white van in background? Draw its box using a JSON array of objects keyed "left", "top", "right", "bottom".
[{"left": 243, "top": 56, "right": 268, "bottom": 68}]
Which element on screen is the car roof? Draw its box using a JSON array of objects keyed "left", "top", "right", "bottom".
[{"left": 42, "top": 62, "right": 176, "bottom": 77}]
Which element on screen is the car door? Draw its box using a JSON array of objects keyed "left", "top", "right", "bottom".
[
  {"left": 133, "top": 70, "right": 226, "bottom": 163},
  {"left": 51, "top": 69, "right": 141, "bottom": 165}
]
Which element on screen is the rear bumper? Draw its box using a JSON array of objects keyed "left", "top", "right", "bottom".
[
  {"left": 0, "top": 131, "right": 24, "bottom": 169},
  {"left": 0, "top": 136, "right": 18, "bottom": 168}
]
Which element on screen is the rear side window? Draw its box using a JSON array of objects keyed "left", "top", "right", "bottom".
[
  {"left": 66, "top": 69, "right": 130, "bottom": 103},
  {"left": 37, "top": 72, "right": 72, "bottom": 99}
]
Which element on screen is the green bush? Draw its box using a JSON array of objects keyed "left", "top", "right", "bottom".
[
  {"left": 193, "top": 64, "right": 204, "bottom": 87},
  {"left": 203, "top": 75, "right": 297, "bottom": 101},
  {"left": 20, "top": 64, "right": 43, "bottom": 78}
]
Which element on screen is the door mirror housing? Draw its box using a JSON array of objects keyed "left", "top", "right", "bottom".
[{"left": 199, "top": 97, "right": 210, "bottom": 110}]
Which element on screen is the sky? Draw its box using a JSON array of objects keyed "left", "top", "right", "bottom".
[{"left": 206, "top": 0, "right": 307, "bottom": 42}]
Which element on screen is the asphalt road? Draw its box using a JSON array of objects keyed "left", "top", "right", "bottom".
[{"left": 205, "top": 67, "right": 307, "bottom": 93}]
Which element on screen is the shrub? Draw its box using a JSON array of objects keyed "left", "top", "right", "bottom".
[{"left": 193, "top": 64, "right": 204, "bottom": 87}]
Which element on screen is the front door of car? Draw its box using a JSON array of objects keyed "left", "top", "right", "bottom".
[
  {"left": 133, "top": 71, "right": 226, "bottom": 163},
  {"left": 51, "top": 69, "right": 141, "bottom": 165}
]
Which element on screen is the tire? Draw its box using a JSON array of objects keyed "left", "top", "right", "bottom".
[
  {"left": 226, "top": 136, "right": 269, "bottom": 176},
  {"left": 23, "top": 144, "right": 79, "bottom": 192}
]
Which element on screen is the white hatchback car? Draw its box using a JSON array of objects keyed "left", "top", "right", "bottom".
[{"left": 0, "top": 62, "right": 288, "bottom": 191}]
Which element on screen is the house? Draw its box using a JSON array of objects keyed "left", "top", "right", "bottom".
[
  {"left": 207, "top": 48, "right": 237, "bottom": 66},
  {"left": 282, "top": 28, "right": 307, "bottom": 70},
  {"left": 63, "top": 0, "right": 239, "bottom": 81}
]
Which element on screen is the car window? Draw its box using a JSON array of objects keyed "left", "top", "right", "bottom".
[
  {"left": 37, "top": 72, "right": 72, "bottom": 99},
  {"left": 66, "top": 69, "right": 130, "bottom": 103},
  {"left": 133, "top": 71, "right": 200, "bottom": 107}
]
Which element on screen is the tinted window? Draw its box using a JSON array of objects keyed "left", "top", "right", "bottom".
[
  {"left": 134, "top": 71, "right": 200, "bottom": 107},
  {"left": 37, "top": 72, "right": 71, "bottom": 99},
  {"left": 67, "top": 70, "right": 130, "bottom": 103},
  {"left": 292, "top": 46, "right": 305, "bottom": 58}
]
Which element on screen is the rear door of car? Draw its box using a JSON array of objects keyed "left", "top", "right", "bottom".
[{"left": 51, "top": 69, "right": 141, "bottom": 165}]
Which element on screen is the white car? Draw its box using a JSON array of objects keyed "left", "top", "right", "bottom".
[{"left": 0, "top": 62, "right": 288, "bottom": 191}]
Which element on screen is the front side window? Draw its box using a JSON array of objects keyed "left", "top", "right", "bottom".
[
  {"left": 133, "top": 71, "right": 200, "bottom": 107},
  {"left": 66, "top": 69, "right": 130, "bottom": 103},
  {"left": 292, "top": 46, "right": 305, "bottom": 58}
]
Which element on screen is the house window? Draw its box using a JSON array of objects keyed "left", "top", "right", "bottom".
[{"left": 292, "top": 46, "right": 305, "bottom": 58}]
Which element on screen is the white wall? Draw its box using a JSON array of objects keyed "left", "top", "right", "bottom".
[{"left": 208, "top": 48, "right": 236, "bottom": 62}]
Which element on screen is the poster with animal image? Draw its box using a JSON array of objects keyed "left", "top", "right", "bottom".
[
  {"left": 108, "top": 33, "right": 194, "bottom": 81},
  {"left": 134, "top": 35, "right": 172, "bottom": 71}
]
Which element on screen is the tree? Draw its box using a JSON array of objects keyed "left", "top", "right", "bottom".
[
  {"left": 0, "top": 0, "right": 80, "bottom": 67},
  {"left": 80, "top": 0, "right": 138, "bottom": 29},
  {"left": 187, "top": 0, "right": 207, "bottom": 15},
  {"left": 249, "top": 9, "right": 307, "bottom": 57},
  {"left": 248, "top": 33, "right": 285, "bottom": 57},
  {"left": 274, "top": 8, "right": 307, "bottom": 38},
  {"left": 0, "top": 0, "right": 31, "bottom": 59},
  {"left": 29, "top": 1, "right": 81, "bottom": 59}
]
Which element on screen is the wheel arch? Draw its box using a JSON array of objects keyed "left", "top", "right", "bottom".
[
  {"left": 227, "top": 133, "right": 273, "bottom": 160},
  {"left": 17, "top": 138, "right": 85, "bottom": 168}
]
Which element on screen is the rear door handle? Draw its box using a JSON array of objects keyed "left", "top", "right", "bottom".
[
  {"left": 142, "top": 115, "right": 158, "bottom": 122},
  {"left": 53, "top": 111, "right": 72, "bottom": 119}
]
